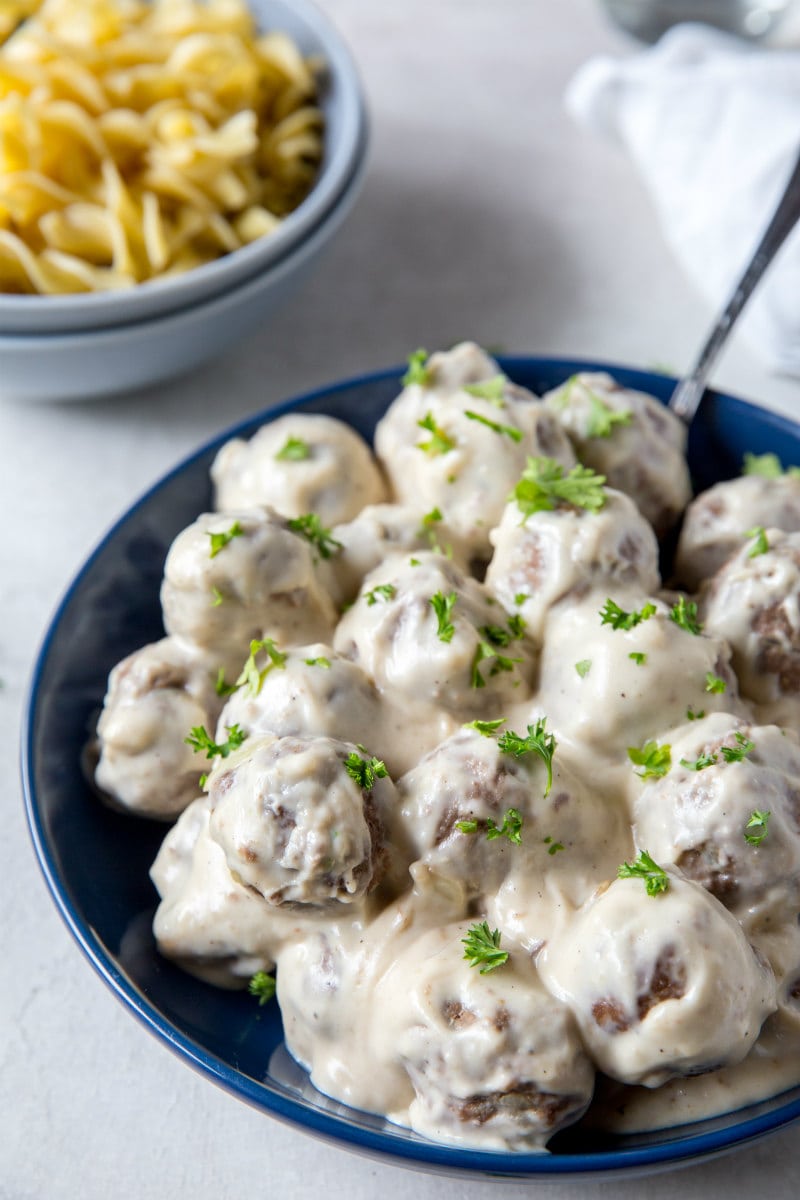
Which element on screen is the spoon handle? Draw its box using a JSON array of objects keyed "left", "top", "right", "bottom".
[{"left": 670, "top": 146, "right": 800, "bottom": 424}]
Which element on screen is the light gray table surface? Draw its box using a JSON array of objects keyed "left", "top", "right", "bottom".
[{"left": 3, "top": 1, "right": 800, "bottom": 1196}]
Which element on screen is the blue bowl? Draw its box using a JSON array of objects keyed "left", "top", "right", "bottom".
[{"left": 22, "top": 359, "right": 800, "bottom": 1181}]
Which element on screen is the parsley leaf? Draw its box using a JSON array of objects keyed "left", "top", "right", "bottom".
[
  {"left": 235, "top": 638, "right": 287, "bottom": 697},
  {"left": 514, "top": 591, "right": 528, "bottom": 606},
  {"left": 742, "top": 452, "right": 800, "bottom": 478},
  {"left": 470, "top": 641, "right": 522, "bottom": 688},
  {"left": 744, "top": 809, "right": 771, "bottom": 846},
  {"left": 629, "top": 651, "right": 647, "bottom": 666},
  {"left": 275, "top": 436, "right": 310, "bottom": 462},
  {"left": 344, "top": 750, "right": 388, "bottom": 790},
  {"left": 628, "top": 740, "right": 672, "bottom": 779},
  {"left": 402, "top": 348, "right": 432, "bottom": 387},
  {"left": 543, "top": 835, "right": 565, "bottom": 855},
  {"left": 680, "top": 751, "right": 718, "bottom": 771},
  {"left": 248, "top": 971, "right": 276, "bottom": 1005},
  {"left": 618, "top": 850, "right": 670, "bottom": 897},
  {"left": 686, "top": 706, "right": 705, "bottom": 721},
  {"left": 670, "top": 596, "right": 703, "bottom": 635},
  {"left": 215, "top": 667, "right": 240, "bottom": 697},
  {"left": 185, "top": 723, "right": 247, "bottom": 761},
  {"left": 585, "top": 394, "right": 633, "bottom": 439},
  {"left": 720, "top": 732, "right": 755, "bottom": 763},
  {"left": 417, "top": 412, "right": 456, "bottom": 455},
  {"left": 705, "top": 671, "right": 727, "bottom": 694},
  {"left": 463, "top": 717, "right": 506, "bottom": 736},
  {"left": 304, "top": 656, "right": 331, "bottom": 668},
  {"left": 208, "top": 520, "right": 243, "bottom": 558},
  {"left": 429, "top": 590, "right": 457, "bottom": 642},
  {"left": 365, "top": 583, "right": 397, "bottom": 606},
  {"left": 507, "top": 614, "right": 526, "bottom": 639},
  {"left": 575, "top": 659, "right": 592, "bottom": 678},
  {"left": 464, "top": 409, "right": 522, "bottom": 442},
  {"left": 463, "top": 375, "right": 507, "bottom": 404},
  {"left": 461, "top": 922, "right": 509, "bottom": 974},
  {"left": 746, "top": 526, "right": 770, "bottom": 557},
  {"left": 210, "top": 586, "right": 224, "bottom": 607},
  {"left": 599, "top": 598, "right": 656, "bottom": 631},
  {"left": 497, "top": 717, "right": 556, "bottom": 796},
  {"left": 511, "top": 457, "right": 607, "bottom": 518},
  {"left": 287, "top": 513, "right": 342, "bottom": 559},
  {"left": 457, "top": 807, "right": 523, "bottom": 846}
]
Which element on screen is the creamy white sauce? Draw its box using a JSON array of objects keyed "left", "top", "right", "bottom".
[{"left": 94, "top": 342, "right": 800, "bottom": 1150}]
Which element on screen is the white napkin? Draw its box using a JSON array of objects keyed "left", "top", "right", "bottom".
[{"left": 566, "top": 25, "right": 800, "bottom": 376}]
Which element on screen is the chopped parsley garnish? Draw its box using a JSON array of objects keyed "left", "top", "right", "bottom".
[
  {"left": 585, "top": 394, "right": 633, "bottom": 439},
  {"left": 575, "top": 659, "right": 592, "bottom": 678},
  {"left": 215, "top": 667, "right": 240, "bottom": 697},
  {"left": 686, "top": 706, "right": 705, "bottom": 721},
  {"left": 304, "top": 656, "right": 331, "bottom": 668},
  {"left": 543, "top": 835, "right": 565, "bottom": 855},
  {"left": 507, "top": 613, "right": 526, "bottom": 639},
  {"left": 746, "top": 526, "right": 769, "bottom": 557},
  {"left": 287, "top": 513, "right": 342, "bottom": 559},
  {"left": 618, "top": 850, "right": 670, "bottom": 897},
  {"left": 628, "top": 740, "right": 672, "bottom": 779},
  {"left": 421, "top": 506, "right": 443, "bottom": 528},
  {"left": 464, "top": 409, "right": 522, "bottom": 442},
  {"left": 470, "top": 642, "right": 522, "bottom": 689},
  {"left": 461, "top": 922, "right": 509, "bottom": 974},
  {"left": 497, "top": 717, "right": 556, "bottom": 797},
  {"left": 720, "top": 732, "right": 755, "bottom": 763},
  {"left": 705, "top": 672, "right": 727, "bottom": 694},
  {"left": 629, "top": 651, "right": 647, "bottom": 666},
  {"left": 742, "top": 452, "right": 800, "bottom": 478},
  {"left": 599, "top": 598, "right": 656, "bottom": 631},
  {"left": 463, "top": 717, "right": 506, "bottom": 736},
  {"left": 418, "top": 506, "right": 452, "bottom": 555},
  {"left": 744, "top": 809, "right": 771, "bottom": 846},
  {"left": 248, "top": 971, "right": 276, "bottom": 1005},
  {"left": 670, "top": 596, "right": 703, "bottom": 635},
  {"left": 514, "top": 592, "right": 528, "bottom": 606},
  {"left": 210, "top": 586, "right": 224, "bottom": 607},
  {"left": 680, "top": 751, "right": 718, "bottom": 772},
  {"left": 417, "top": 412, "right": 456, "bottom": 455},
  {"left": 457, "top": 807, "right": 523, "bottom": 846},
  {"left": 365, "top": 583, "right": 397, "bottom": 606},
  {"left": 463, "top": 375, "right": 507, "bottom": 404},
  {"left": 511, "top": 457, "right": 607, "bottom": 518},
  {"left": 236, "top": 638, "right": 287, "bottom": 697},
  {"left": 429, "top": 590, "right": 457, "bottom": 642},
  {"left": 185, "top": 723, "right": 247, "bottom": 760},
  {"left": 275, "top": 436, "right": 310, "bottom": 462},
  {"left": 344, "top": 750, "right": 388, "bottom": 790},
  {"left": 402, "top": 348, "right": 433, "bottom": 388},
  {"left": 208, "top": 520, "right": 243, "bottom": 558}
]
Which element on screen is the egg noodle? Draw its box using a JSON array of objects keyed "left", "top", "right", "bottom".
[{"left": 0, "top": 0, "right": 324, "bottom": 293}]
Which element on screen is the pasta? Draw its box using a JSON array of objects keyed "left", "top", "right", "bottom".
[{"left": 0, "top": 0, "right": 324, "bottom": 294}]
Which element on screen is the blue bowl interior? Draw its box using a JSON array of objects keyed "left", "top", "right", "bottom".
[{"left": 22, "top": 358, "right": 800, "bottom": 1180}]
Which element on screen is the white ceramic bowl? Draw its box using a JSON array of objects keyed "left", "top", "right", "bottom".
[
  {"left": 0, "top": 0, "right": 366, "bottom": 335},
  {"left": 0, "top": 131, "right": 367, "bottom": 401}
]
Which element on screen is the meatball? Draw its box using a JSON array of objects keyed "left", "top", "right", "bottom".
[
  {"left": 485, "top": 487, "right": 660, "bottom": 641},
  {"left": 375, "top": 342, "right": 575, "bottom": 559},
  {"left": 330, "top": 502, "right": 471, "bottom": 604},
  {"left": 94, "top": 636, "right": 222, "bottom": 819},
  {"left": 151, "top": 795, "right": 285, "bottom": 987},
  {"left": 539, "top": 874, "right": 776, "bottom": 1087},
  {"left": 160, "top": 507, "right": 337, "bottom": 673},
  {"left": 333, "top": 551, "right": 535, "bottom": 719},
  {"left": 630, "top": 713, "right": 800, "bottom": 928},
  {"left": 378, "top": 923, "right": 594, "bottom": 1151},
  {"left": 675, "top": 472, "right": 800, "bottom": 591},
  {"left": 543, "top": 372, "right": 691, "bottom": 536},
  {"left": 700, "top": 529, "right": 800, "bottom": 724},
  {"left": 207, "top": 733, "right": 396, "bottom": 907},
  {"left": 398, "top": 727, "right": 631, "bottom": 924},
  {"left": 211, "top": 412, "right": 388, "bottom": 524},
  {"left": 535, "top": 588, "right": 748, "bottom": 759}
]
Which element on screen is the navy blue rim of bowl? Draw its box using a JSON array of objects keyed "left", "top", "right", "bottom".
[
  {"left": 21, "top": 358, "right": 800, "bottom": 1179},
  {"left": 0, "top": 0, "right": 367, "bottom": 332}
]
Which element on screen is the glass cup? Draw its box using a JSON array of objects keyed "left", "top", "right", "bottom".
[{"left": 600, "top": 0, "right": 792, "bottom": 41}]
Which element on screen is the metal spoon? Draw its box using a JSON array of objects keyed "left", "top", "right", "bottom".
[{"left": 669, "top": 146, "right": 800, "bottom": 424}]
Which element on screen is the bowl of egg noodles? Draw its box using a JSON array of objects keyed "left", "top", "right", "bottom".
[{"left": 0, "top": 0, "right": 367, "bottom": 398}]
